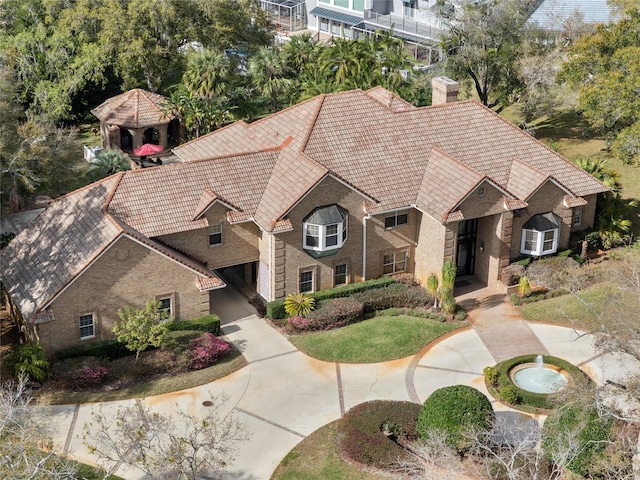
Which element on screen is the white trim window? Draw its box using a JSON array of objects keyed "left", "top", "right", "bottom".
[
  {"left": 384, "top": 210, "right": 408, "bottom": 229},
  {"left": 299, "top": 269, "right": 314, "bottom": 293},
  {"left": 383, "top": 251, "right": 407, "bottom": 274},
  {"left": 303, "top": 205, "right": 348, "bottom": 253},
  {"left": 573, "top": 207, "right": 583, "bottom": 226},
  {"left": 209, "top": 222, "right": 222, "bottom": 246},
  {"left": 79, "top": 313, "right": 95, "bottom": 340},
  {"left": 520, "top": 212, "right": 561, "bottom": 256},
  {"left": 155, "top": 293, "right": 175, "bottom": 320}
]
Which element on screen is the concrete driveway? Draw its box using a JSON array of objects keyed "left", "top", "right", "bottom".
[{"left": 48, "top": 286, "right": 637, "bottom": 479}]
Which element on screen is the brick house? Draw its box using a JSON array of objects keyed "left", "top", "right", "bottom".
[{"left": 1, "top": 78, "right": 608, "bottom": 354}]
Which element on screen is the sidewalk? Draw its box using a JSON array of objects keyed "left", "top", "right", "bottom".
[{"left": 48, "top": 285, "right": 629, "bottom": 480}]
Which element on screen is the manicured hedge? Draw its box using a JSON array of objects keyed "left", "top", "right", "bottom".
[
  {"left": 491, "top": 354, "right": 589, "bottom": 410},
  {"left": 353, "top": 283, "right": 432, "bottom": 314},
  {"left": 417, "top": 385, "right": 494, "bottom": 452},
  {"left": 56, "top": 339, "right": 132, "bottom": 361},
  {"left": 542, "top": 403, "right": 612, "bottom": 477},
  {"left": 288, "top": 297, "right": 364, "bottom": 331},
  {"left": 337, "top": 400, "right": 421, "bottom": 470},
  {"left": 265, "top": 277, "right": 397, "bottom": 319},
  {"left": 167, "top": 315, "right": 221, "bottom": 335}
]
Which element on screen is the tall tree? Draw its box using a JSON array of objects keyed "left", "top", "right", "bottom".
[
  {"left": 443, "top": 0, "right": 534, "bottom": 109},
  {"left": 84, "top": 396, "right": 248, "bottom": 479},
  {"left": 249, "top": 47, "right": 294, "bottom": 113},
  {"left": 558, "top": 9, "right": 640, "bottom": 165}
]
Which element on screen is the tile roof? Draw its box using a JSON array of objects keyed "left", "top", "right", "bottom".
[
  {"left": 91, "top": 89, "right": 172, "bottom": 128},
  {"left": 107, "top": 151, "right": 280, "bottom": 237},
  {"left": 416, "top": 147, "right": 485, "bottom": 222},
  {"left": 1, "top": 177, "right": 123, "bottom": 322},
  {"left": 3, "top": 87, "right": 609, "bottom": 322}
]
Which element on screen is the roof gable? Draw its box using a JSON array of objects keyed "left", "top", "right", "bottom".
[
  {"left": 416, "top": 147, "right": 485, "bottom": 222},
  {"left": 0, "top": 177, "right": 122, "bottom": 322}
]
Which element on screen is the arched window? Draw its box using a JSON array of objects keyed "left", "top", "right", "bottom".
[{"left": 303, "top": 205, "right": 348, "bottom": 257}]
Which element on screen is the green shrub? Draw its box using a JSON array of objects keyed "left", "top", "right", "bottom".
[
  {"left": 417, "top": 385, "right": 494, "bottom": 452},
  {"left": 498, "top": 384, "right": 520, "bottom": 404},
  {"left": 454, "top": 308, "right": 467, "bottom": 321},
  {"left": 542, "top": 404, "right": 612, "bottom": 477},
  {"left": 441, "top": 295, "right": 457, "bottom": 315},
  {"left": 483, "top": 366, "right": 497, "bottom": 387},
  {"left": 266, "top": 299, "right": 287, "bottom": 319},
  {"left": 8, "top": 343, "right": 51, "bottom": 383},
  {"left": 558, "top": 249, "right": 573, "bottom": 257},
  {"left": 265, "top": 277, "right": 397, "bottom": 319},
  {"left": 167, "top": 315, "right": 221, "bottom": 335},
  {"left": 375, "top": 308, "right": 445, "bottom": 321},
  {"left": 284, "top": 293, "right": 315, "bottom": 316},
  {"left": 354, "top": 284, "right": 431, "bottom": 313},
  {"left": 585, "top": 231, "right": 602, "bottom": 250},
  {"left": 312, "top": 276, "right": 396, "bottom": 302},
  {"left": 290, "top": 297, "right": 364, "bottom": 331},
  {"left": 56, "top": 339, "right": 132, "bottom": 361},
  {"left": 338, "top": 400, "right": 421, "bottom": 470}
]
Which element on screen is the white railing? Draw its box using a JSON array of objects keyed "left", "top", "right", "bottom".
[{"left": 363, "top": 11, "right": 444, "bottom": 41}]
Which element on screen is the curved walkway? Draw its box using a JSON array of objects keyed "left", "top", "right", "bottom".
[{"left": 47, "top": 286, "right": 633, "bottom": 480}]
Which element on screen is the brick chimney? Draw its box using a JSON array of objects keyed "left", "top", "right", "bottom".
[{"left": 431, "top": 76, "right": 459, "bottom": 105}]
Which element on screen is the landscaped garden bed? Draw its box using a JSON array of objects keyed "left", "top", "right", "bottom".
[
  {"left": 484, "top": 354, "right": 590, "bottom": 413},
  {"left": 268, "top": 277, "right": 468, "bottom": 363},
  {"left": 31, "top": 315, "right": 246, "bottom": 405}
]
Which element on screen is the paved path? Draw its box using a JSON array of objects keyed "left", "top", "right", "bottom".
[{"left": 48, "top": 285, "right": 636, "bottom": 480}]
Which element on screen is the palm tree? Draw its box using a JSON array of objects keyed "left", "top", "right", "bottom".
[
  {"left": 574, "top": 157, "right": 621, "bottom": 195},
  {"left": 88, "top": 150, "right": 130, "bottom": 181},
  {"left": 283, "top": 33, "right": 322, "bottom": 75},
  {"left": 182, "top": 49, "right": 231, "bottom": 105},
  {"left": 320, "top": 38, "right": 364, "bottom": 86},
  {"left": 248, "top": 47, "right": 293, "bottom": 113}
]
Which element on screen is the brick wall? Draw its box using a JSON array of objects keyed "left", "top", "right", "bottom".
[
  {"left": 414, "top": 212, "right": 447, "bottom": 285},
  {"left": 276, "top": 176, "right": 366, "bottom": 295},
  {"left": 158, "top": 203, "right": 260, "bottom": 269},
  {"left": 510, "top": 182, "right": 572, "bottom": 259},
  {"left": 40, "top": 236, "right": 209, "bottom": 354}
]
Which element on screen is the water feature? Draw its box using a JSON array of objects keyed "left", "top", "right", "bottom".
[{"left": 511, "top": 355, "right": 569, "bottom": 394}]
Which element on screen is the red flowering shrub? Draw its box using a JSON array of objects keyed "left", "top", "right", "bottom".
[
  {"left": 74, "top": 363, "right": 110, "bottom": 388},
  {"left": 189, "top": 333, "right": 231, "bottom": 370},
  {"left": 288, "top": 297, "right": 364, "bottom": 332}
]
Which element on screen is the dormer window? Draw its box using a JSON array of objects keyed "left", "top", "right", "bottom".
[{"left": 303, "top": 205, "right": 348, "bottom": 257}]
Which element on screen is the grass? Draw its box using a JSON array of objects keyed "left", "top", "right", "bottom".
[
  {"left": 290, "top": 315, "right": 464, "bottom": 363},
  {"left": 518, "top": 282, "right": 618, "bottom": 329},
  {"left": 74, "top": 461, "right": 125, "bottom": 480},
  {"left": 270, "top": 420, "right": 389, "bottom": 480},
  {"left": 37, "top": 348, "right": 246, "bottom": 405},
  {"left": 76, "top": 123, "right": 101, "bottom": 148},
  {"left": 500, "top": 103, "right": 640, "bottom": 237}
]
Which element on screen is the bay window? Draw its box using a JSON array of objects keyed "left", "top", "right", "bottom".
[
  {"left": 520, "top": 212, "right": 561, "bottom": 256},
  {"left": 303, "top": 205, "right": 348, "bottom": 256}
]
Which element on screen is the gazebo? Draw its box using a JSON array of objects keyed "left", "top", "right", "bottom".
[{"left": 91, "top": 89, "right": 181, "bottom": 153}]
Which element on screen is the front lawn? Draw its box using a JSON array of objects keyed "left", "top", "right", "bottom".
[
  {"left": 290, "top": 315, "right": 464, "bottom": 363},
  {"left": 517, "top": 282, "right": 617, "bottom": 329},
  {"left": 270, "top": 420, "right": 389, "bottom": 480}
]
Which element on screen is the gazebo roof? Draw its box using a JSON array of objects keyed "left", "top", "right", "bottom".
[{"left": 91, "top": 88, "right": 173, "bottom": 128}]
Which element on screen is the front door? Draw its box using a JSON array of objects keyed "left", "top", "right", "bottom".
[{"left": 456, "top": 219, "right": 477, "bottom": 276}]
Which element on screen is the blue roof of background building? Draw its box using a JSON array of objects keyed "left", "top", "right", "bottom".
[{"left": 527, "top": 0, "right": 619, "bottom": 30}]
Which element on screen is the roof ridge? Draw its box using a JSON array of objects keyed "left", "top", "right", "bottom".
[
  {"left": 364, "top": 86, "right": 414, "bottom": 111},
  {"left": 299, "top": 93, "right": 326, "bottom": 153},
  {"left": 173, "top": 120, "right": 250, "bottom": 151}
]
